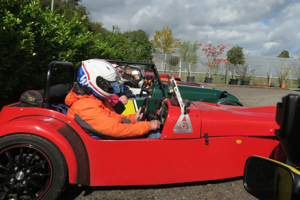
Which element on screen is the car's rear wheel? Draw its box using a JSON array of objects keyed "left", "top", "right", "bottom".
[
  {"left": 220, "top": 101, "right": 241, "bottom": 106},
  {"left": 0, "top": 134, "right": 67, "bottom": 200}
]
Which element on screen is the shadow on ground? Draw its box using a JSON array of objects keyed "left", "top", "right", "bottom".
[{"left": 57, "top": 177, "right": 244, "bottom": 200}]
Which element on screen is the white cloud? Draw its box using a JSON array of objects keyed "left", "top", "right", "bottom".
[{"left": 80, "top": 0, "right": 300, "bottom": 56}]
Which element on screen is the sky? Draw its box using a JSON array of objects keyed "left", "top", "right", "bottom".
[{"left": 79, "top": 0, "right": 300, "bottom": 57}]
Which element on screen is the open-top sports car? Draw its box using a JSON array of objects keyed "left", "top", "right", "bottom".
[
  {"left": 0, "top": 61, "right": 279, "bottom": 200},
  {"left": 111, "top": 60, "right": 243, "bottom": 111}
]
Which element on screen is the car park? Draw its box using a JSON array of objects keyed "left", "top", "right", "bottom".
[{"left": 0, "top": 60, "right": 279, "bottom": 200}]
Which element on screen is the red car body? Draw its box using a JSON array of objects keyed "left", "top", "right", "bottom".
[
  {"left": 0, "top": 60, "right": 280, "bottom": 199},
  {"left": 0, "top": 100, "right": 279, "bottom": 186}
]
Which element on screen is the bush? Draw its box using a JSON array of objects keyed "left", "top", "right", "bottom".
[{"left": 0, "top": 0, "right": 105, "bottom": 100}]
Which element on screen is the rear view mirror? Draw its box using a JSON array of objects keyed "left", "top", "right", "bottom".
[{"left": 244, "top": 156, "right": 300, "bottom": 200}]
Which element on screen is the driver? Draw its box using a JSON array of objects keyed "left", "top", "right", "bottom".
[
  {"left": 122, "top": 65, "right": 140, "bottom": 88},
  {"left": 65, "top": 59, "right": 161, "bottom": 139}
]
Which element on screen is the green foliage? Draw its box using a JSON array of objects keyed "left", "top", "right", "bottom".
[
  {"left": 167, "top": 57, "right": 179, "bottom": 71},
  {"left": 0, "top": 0, "right": 106, "bottom": 99},
  {"left": 226, "top": 45, "right": 246, "bottom": 66},
  {"left": 279, "top": 58, "right": 292, "bottom": 84},
  {"left": 277, "top": 50, "right": 290, "bottom": 58},
  {"left": 226, "top": 45, "right": 245, "bottom": 78},
  {"left": 294, "top": 50, "right": 300, "bottom": 83},
  {"left": 88, "top": 21, "right": 107, "bottom": 34},
  {"left": 122, "top": 29, "right": 154, "bottom": 62},
  {"left": 40, "top": 0, "right": 107, "bottom": 34},
  {"left": 178, "top": 41, "right": 199, "bottom": 77},
  {"left": 0, "top": 0, "right": 154, "bottom": 101},
  {"left": 237, "top": 64, "right": 257, "bottom": 81},
  {"left": 152, "top": 25, "right": 181, "bottom": 53}
]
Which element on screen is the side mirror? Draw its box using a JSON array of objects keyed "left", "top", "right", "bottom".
[
  {"left": 184, "top": 99, "right": 191, "bottom": 108},
  {"left": 243, "top": 156, "right": 300, "bottom": 200}
]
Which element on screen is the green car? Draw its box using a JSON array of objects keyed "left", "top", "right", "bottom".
[{"left": 108, "top": 60, "right": 242, "bottom": 112}]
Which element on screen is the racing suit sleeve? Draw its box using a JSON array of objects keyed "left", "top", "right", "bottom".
[{"left": 71, "top": 99, "right": 151, "bottom": 139}]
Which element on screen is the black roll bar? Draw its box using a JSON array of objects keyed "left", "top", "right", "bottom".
[
  {"left": 105, "top": 59, "right": 166, "bottom": 97},
  {"left": 42, "top": 61, "right": 74, "bottom": 108}
]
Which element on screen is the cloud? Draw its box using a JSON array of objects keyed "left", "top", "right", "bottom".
[{"left": 80, "top": 0, "right": 300, "bottom": 56}]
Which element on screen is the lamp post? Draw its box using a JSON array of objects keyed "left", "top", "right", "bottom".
[{"left": 51, "top": 0, "right": 54, "bottom": 11}]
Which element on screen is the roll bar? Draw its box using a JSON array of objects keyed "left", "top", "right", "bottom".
[
  {"left": 105, "top": 59, "right": 165, "bottom": 97},
  {"left": 42, "top": 61, "right": 74, "bottom": 108}
]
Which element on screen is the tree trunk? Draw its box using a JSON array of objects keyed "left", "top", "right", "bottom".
[
  {"left": 188, "top": 64, "right": 191, "bottom": 77},
  {"left": 233, "top": 65, "right": 236, "bottom": 79},
  {"left": 163, "top": 53, "right": 167, "bottom": 73}
]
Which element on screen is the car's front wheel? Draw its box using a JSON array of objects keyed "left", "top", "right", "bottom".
[{"left": 0, "top": 134, "right": 67, "bottom": 200}]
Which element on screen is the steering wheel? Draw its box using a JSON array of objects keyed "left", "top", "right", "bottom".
[
  {"left": 139, "top": 80, "right": 147, "bottom": 98},
  {"left": 139, "top": 77, "right": 154, "bottom": 98},
  {"left": 140, "top": 96, "right": 150, "bottom": 121}
]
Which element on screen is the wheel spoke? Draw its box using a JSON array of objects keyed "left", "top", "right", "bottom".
[
  {"left": 24, "top": 185, "right": 34, "bottom": 199},
  {"left": 0, "top": 164, "right": 9, "bottom": 171},
  {"left": 5, "top": 151, "right": 16, "bottom": 166},
  {"left": 32, "top": 161, "right": 47, "bottom": 170},
  {"left": 26, "top": 151, "right": 37, "bottom": 165},
  {"left": 1, "top": 186, "right": 12, "bottom": 200},
  {"left": 19, "top": 147, "right": 24, "bottom": 165},
  {"left": 30, "top": 180, "right": 46, "bottom": 190},
  {"left": 0, "top": 181, "right": 8, "bottom": 188},
  {"left": 32, "top": 173, "right": 50, "bottom": 177},
  {"left": 16, "top": 186, "right": 22, "bottom": 200}
]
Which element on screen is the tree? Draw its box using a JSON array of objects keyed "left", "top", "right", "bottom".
[
  {"left": 122, "top": 29, "right": 154, "bottom": 62},
  {"left": 226, "top": 45, "right": 245, "bottom": 79},
  {"left": 88, "top": 21, "right": 107, "bottom": 34},
  {"left": 152, "top": 25, "right": 181, "bottom": 73},
  {"left": 40, "top": 0, "right": 107, "bottom": 34},
  {"left": 200, "top": 43, "right": 229, "bottom": 78},
  {"left": 294, "top": 50, "right": 300, "bottom": 81},
  {"left": 167, "top": 57, "right": 179, "bottom": 72},
  {"left": 152, "top": 25, "right": 181, "bottom": 53},
  {"left": 277, "top": 50, "right": 290, "bottom": 58},
  {"left": 0, "top": 0, "right": 109, "bottom": 100},
  {"left": 178, "top": 41, "right": 199, "bottom": 77},
  {"left": 279, "top": 58, "right": 291, "bottom": 85}
]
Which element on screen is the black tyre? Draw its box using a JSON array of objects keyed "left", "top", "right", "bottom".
[
  {"left": 0, "top": 134, "right": 67, "bottom": 200},
  {"left": 220, "top": 101, "right": 241, "bottom": 106}
]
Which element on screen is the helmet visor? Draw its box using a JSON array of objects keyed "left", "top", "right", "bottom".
[
  {"left": 111, "top": 82, "right": 120, "bottom": 93},
  {"left": 96, "top": 76, "right": 114, "bottom": 94}
]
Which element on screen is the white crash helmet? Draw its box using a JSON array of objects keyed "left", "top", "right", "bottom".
[
  {"left": 77, "top": 59, "right": 120, "bottom": 100},
  {"left": 138, "top": 79, "right": 145, "bottom": 88}
]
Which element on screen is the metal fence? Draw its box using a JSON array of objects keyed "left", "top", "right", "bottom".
[{"left": 153, "top": 52, "right": 299, "bottom": 79}]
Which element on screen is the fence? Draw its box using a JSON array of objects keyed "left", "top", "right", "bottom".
[{"left": 153, "top": 52, "right": 299, "bottom": 80}]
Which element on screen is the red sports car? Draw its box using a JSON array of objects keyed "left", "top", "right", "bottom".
[{"left": 0, "top": 61, "right": 279, "bottom": 200}]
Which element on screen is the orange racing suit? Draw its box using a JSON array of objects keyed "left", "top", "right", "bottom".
[{"left": 65, "top": 84, "right": 151, "bottom": 139}]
